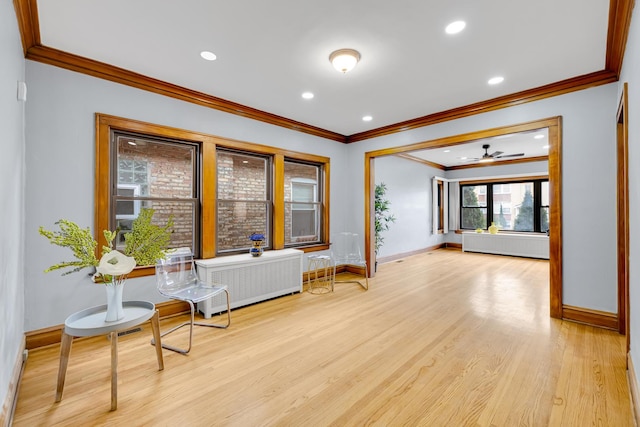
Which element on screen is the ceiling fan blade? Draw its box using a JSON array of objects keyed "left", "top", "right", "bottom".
[
  {"left": 496, "top": 153, "right": 525, "bottom": 158},
  {"left": 489, "top": 151, "right": 503, "bottom": 157}
]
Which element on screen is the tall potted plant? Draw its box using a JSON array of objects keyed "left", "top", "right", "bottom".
[{"left": 374, "top": 183, "right": 396, "bottom": 270}]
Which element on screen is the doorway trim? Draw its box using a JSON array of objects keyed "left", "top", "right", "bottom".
[
  {"left": 617, "top": 83, "right": 629, "bottom": 339},
  {"left": 364, "top": 116, "right": 563, "bottom": 318}
]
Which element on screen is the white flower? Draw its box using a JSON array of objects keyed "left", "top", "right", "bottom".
[{"left": 96, "top": 250, "right": 136, "bottom": 277}]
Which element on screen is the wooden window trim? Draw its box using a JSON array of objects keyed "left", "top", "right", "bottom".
[
  {"left": 96, "top": 114, "right": 330, "bottom": 278},
  {"left": 214, "top": 142, "right": 330, "bottom": 254}
]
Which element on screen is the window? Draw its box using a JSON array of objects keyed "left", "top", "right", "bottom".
[
  {"left": 461, "top": 185, "right": 487, "bottom": 229},
  {"left": 540, "top": 181, "right": 550, "bottom": 232},
  {"left": 285, "top": 161, "right": 323, "bottom": 245},
  {"left": 113, "top": 132, "right": 199, "bottom": 254},
  {"left": 460, "top": 178, "right": 549, "bottom": 232},
  {"left": 216, "top": 149, "right": 272, "bottom": 253},
  {"left": 97, "top": 114, "right": 330, "bottom": 275},
  {"left": 436, "top": 180, "right": 444, "bottom": 233}
]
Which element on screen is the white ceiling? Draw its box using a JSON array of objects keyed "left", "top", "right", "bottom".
[
  {"left": 36, "top": 0, "right": 609, "bottom": 137},
  {"left": 408, "top": 129, "right": 549, "bottom": 168}
]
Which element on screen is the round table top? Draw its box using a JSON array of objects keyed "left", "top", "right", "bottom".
[{"left": 64, "top": 300, "right": 156, "bottom": 337}]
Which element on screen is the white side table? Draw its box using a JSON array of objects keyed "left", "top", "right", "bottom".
[
  {"left": 55, "top": 301, "right": 164, "bottom": 411},
  {"left": 307, "top": 255, "right": 334, "bottom": 294}
]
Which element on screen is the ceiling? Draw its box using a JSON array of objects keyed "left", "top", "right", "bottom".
[
  {"left": 32, "top": 0, "right": 613, "bottom": 139},
  {"left": 408, "top": 128, "right": 549, "bottom": 168}
]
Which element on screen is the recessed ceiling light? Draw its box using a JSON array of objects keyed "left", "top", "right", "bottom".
[
  {"left": 200, "top": 51, "right": 217, "bottom": 61},
  {"left": 543, "top": 145, "right": 550, "bottom": 149},
  {"left": 127, "top": 141, "right": 137, "bottom": 146},
  {"left": 460, "top": 156, "right": 468, "bottom": 160},
  {"left": 488, "top": 76, "right": 504, "bottom": 85},
  {"left": 362, "top": 115, "right": 373, "bottom": 122},
  {"left": 444, "top": 149, "right": 451, "bottom": 153},
  {"left": 302, "top": 92, "right": 314, "bottom": 99},
  {"left": 534, "top": 134, "right": 545, "bottom": 139},
  {"left": 445, "top": 21, "right": 466, "bottom": 34}
]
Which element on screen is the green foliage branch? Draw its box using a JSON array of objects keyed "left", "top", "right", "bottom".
[
  {"left": 39, "top": 208, "right": 174, "bottom": 278},
  {"left": 375, "top": 183, "right": 396, "bottom": 255}
]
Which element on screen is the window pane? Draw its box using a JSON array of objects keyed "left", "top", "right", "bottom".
[
  {"left": 217, "top": 151, "right": 268, "bottom": 201},
  {"left": 284, "top": 161, "right": 321, "bottom": 245},
  {"left": 462, "top": 185, "right": 486, "bottom": 207},
  {"left": 114, "top": 200, "right": 196, "bottom": 259},
  {"left": 217, "top": 201, "right": 270, "bottom": 251},
  {"left": 512, "top": 184, "right": 535, "bottom": 231},
  {"left": 461, "top": 207, "right": 487, "bottom": 229},
  {"left": 216, "top": 150, "right": 271, "bottom": 252},
  {"left": 114, "top": 134, "right": 198, "bottom": 258},
  {"left": 117, "top": 136, "right": 195, "bottom": 198},
  {"left": 540, "top": 207, "right": 550, "bottom": 232},
  {"left": 540, "top": 181, "right": 550, "bottom": 232}
]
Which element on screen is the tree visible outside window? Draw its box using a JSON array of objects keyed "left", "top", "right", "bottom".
[
  {"left": 461, "top": 185, "right": 487, "bottom": 229},
  {"left": 460, "top": 179, "right": 549, "bottom": 232},
  {"left": 514, "top": 189, "right": 535, "bottom": 231}
]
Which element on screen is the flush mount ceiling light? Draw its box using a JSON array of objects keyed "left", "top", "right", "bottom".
[
  {"left": 329, "top": 49, "right": 361, "bottom": 73},
  {"left": 200, "top": 51, "right": 217, "bottom": 61},
  {"left": 445, "top": 20, "right": 466, "bottom": 34}
]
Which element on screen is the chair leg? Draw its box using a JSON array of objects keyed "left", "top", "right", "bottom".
[
  {"left": 194, "top": 289, "right": 231, "bottom": 329},
  {"left": 334, "top": 263, "right": 369, "bottom": 290},
  {"left": 151, "top": 293, "right": 231, "bottom": 355},
  {"left": 150, "top": 301, "right": 196, "bottom": 354}
]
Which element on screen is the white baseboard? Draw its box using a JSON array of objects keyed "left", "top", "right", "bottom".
[{"left": 0, "top": 337, "right": 26, "bottom": 427}]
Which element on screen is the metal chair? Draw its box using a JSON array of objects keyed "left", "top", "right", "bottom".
[
  {"left": 331, "top": 232, "right": 369, "bottom": 290},
  {"left": 152, "top": 249, "right": 230, "bottom": 354}
]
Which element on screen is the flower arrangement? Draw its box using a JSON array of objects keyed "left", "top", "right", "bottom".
[
  {"left": 249, "top": 233, "right": 265, "bottom": 241},
  {"left": 39, "top": 208, "right": 174, "bottom": 283}
]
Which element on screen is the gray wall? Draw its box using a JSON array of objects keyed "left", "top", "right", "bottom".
[
  {"left": 5, "top": 3, "right": 635, "bottom": 411},
  {"left": 618, "top": 1, "right": 640, "bottom": 397},
  {"left": 0, "top": 0, "right": 26, "bottom": 413},
  {"left": 24, "top": 61, "right": 349, "bottom": 331},
  {"left": 346, "top": 84, "right": 618, "bottom": 314},
  {"left": 374, "top": 155, "right": 445, "bottom": 259}
]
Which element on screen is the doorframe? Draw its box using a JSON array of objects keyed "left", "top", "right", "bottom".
[
  {"left": 364, "top": 116, "right": 563, "bottom": 318},
  {"left": 616, "top": 82, "right": 630, "bottom": 341}
]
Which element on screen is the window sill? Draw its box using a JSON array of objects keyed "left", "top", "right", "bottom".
[{"left": 287, "top": 243, "right": 330, "bottom": 253}]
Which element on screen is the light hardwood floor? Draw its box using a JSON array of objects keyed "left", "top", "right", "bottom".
[{"left": 13, "top": 249, "right": 633, "bottom": 426}]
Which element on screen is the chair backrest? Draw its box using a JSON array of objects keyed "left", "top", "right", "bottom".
[
  {"left": 155, "top": 249, "right": 199, "bottom": 294},
  {"left": 331, "top": 232, "right": 364, "bottom": 265}
]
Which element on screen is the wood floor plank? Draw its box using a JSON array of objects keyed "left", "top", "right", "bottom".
[{"left": 12, "top": 249, "right": 634, "bottom": 426}]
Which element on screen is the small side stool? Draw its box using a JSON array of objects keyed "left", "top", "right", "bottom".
[{"left": 307, "top": 255, "right": 334, "bottom": 294}]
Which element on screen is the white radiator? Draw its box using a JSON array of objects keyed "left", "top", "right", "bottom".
[
  {"left": 462, "top": 232, "right": 549, "bottom": 259},
  {"left": 195, "top": 249, "right": 303, "bottom": 318}
]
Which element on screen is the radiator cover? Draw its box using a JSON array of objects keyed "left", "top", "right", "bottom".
[
  {"left": 196, "top": 249, "right": 303, "bottom": 318},
  {"left": 462, "top": 232, "right": 549, "bottom": 259}
]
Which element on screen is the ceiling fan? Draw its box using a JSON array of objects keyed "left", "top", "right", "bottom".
[{"left": 472, "top": 144, "right": 524, "bottom": 163}]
